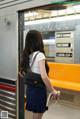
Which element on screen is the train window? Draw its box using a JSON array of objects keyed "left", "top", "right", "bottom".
[
  {"left": 23, "top": 2, "right": 80, "bottom": 63},
  {"left": 42, "top": 31, "right": 55, "bottom": 61}
]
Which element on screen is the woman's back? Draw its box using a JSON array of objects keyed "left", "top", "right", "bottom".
[{"left": 29, "top": 51, "right": 46, "bottom": 74}]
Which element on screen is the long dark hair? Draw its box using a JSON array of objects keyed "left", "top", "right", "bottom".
[{"left": 20, "top": 30, "right": 49, "bottom": 74}]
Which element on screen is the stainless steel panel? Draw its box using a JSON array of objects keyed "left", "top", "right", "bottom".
[
  {"left": 0, "top": 14, "right": 18, "bottom": 79},
  {"left": 0, "top": 78, "right": 17, "bottom": 119},
  {"left": 0, "top": 89, "right": 16, "bottom": 97},
  {"left": 0, "top": 99, "right": 16, "bottom": 109},
  {"left": 0, "top": 104, "right": 16, "bottom": 115},
  {"left": 0, "top": 95, "right": 16, "bottom": 104}
]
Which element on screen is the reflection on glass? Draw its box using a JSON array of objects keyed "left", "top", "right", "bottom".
[{"left": 42, "top": 32, "right": 55, "bottom": 61}]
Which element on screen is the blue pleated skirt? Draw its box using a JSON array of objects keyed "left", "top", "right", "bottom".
[{"left": 26, "top": 85, "right": 48, "bottom": 113}]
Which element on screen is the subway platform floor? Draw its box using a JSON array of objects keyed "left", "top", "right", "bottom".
[{"left": 25, "top": 103, "right": 80, "bottom": 119}]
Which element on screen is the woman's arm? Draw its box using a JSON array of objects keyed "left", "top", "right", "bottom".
[{"left": 38, "top": 59, "right": 57, "bottom": 93}]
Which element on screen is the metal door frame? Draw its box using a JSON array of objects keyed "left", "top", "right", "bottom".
[{"left": 18, "top": 11, "right": 24, "bottom": 119}]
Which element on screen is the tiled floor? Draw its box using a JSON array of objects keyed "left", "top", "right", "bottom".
[{"left": 25, "top": 103, "right": 80, "bottom": 119}]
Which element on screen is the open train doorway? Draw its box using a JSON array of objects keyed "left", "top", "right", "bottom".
[
  {"left": 18, "top": 2, "right": 80, "bottom": 119},
  {"left": 18, "top": 4, "right": 62, "bottom": 118}
]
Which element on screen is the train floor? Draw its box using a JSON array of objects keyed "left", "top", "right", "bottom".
[{"left": 25, "top": 103, "right": 80, "bottom": 119}]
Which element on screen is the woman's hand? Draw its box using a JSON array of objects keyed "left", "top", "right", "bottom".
[
  {"left": 18, "top": 71, "right": 25, "bottom": 79},
  {"left": 46, "top": 90, "right": 60, "bottom": 107},
  {"left": 51, "top": 90, "right": 60, "bottom": 100},
  {"left": 18, "top": 72, "right": 24, "bottom": 78}
]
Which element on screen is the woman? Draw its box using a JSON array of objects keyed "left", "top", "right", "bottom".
[{"left": 20, "top": 30, "right": 58, "bottom": 119}]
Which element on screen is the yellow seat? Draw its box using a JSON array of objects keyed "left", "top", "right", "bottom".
[
  {"left": 50, "top": 79, "right": 80, "bottom": 91},
  {"left": 48, "top": 62, "right": 80, "bottom": 92}
]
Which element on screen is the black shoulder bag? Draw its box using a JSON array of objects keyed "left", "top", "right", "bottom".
[{"left": 24, "top": 52, "right": 45, "bottom": 87}]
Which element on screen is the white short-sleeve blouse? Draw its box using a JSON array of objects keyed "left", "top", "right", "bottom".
[{"left": 29, "top": 51, "right": 46, "bottom": 74}]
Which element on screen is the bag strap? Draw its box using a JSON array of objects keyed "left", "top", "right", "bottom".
[{"left": 30, "top": 51, "right": 39, "bottom": 70}]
